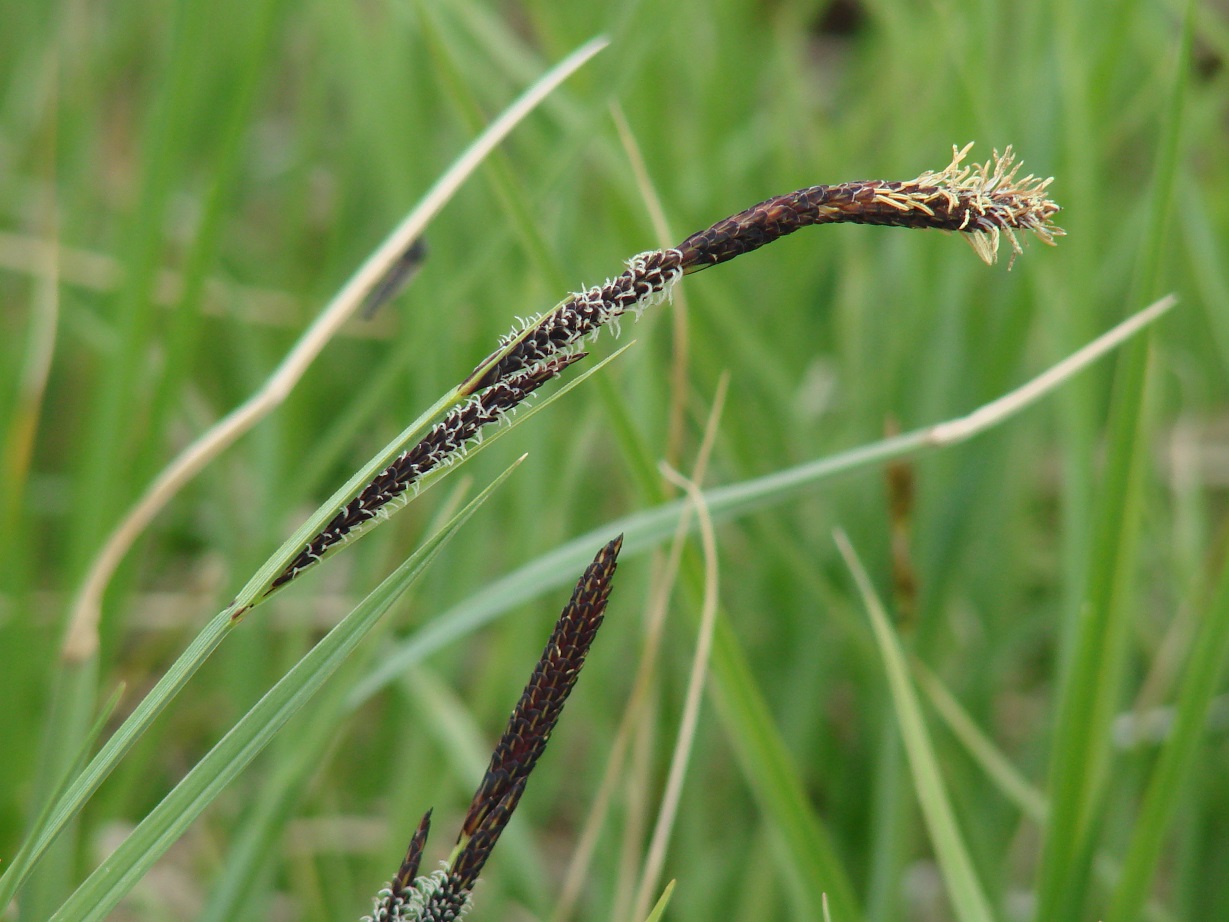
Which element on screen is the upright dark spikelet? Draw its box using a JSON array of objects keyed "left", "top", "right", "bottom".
[
  {"left": 676, "top": 143, "right": 1063, "bottom": 272},
  {"left": 263, "top": 352, "right": 586, "bottom": 598},
  {"left": 360, "top": 536, "right": 623, "bottom": 922},
  {"left": 451, "top": 533, "right": 622, "bottom": 887}
]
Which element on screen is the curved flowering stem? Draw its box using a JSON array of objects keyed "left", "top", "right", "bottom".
[
  {"left": 455, "top": 143, "right": 1059, "bottom": 406},
  {"left": 363, "top": 535, "right": 623, "bottom": 922},
  {"left": 267, "top": 144, "right": 1060, "bottom": 604}
]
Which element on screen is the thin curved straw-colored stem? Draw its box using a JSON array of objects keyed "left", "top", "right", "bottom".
[
  {"left": 609, "top": 103, "right": 692, "bottom": 471},
  {"left": 835, "top": 531, "right": 996, "bottom": 922},
  {"left": 632, "top": 458, "right": 721, "bottom": 922},
  {"left": 922, "top": 294, "right": 1175, "bottom": 446},
  {"left": 550, "top": 376, "right": 727, "bottom": 922},
  {"left": 3, "top": 203, "right": 61, "bottom": 525},
  {"left": 62, "top": 36, "right": 609, "bottom": 661}
]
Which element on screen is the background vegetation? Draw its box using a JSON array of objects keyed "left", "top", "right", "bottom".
[{"left": 1, "top": 0, "right": 1226, "bottom": 920}]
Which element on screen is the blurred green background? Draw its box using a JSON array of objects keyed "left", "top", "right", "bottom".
[{"left": 2, "top": 1, "right": 1227, "bottom": 920}]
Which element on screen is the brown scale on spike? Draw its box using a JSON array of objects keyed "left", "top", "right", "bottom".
[{"left": 462, "top": 250, "right": 683, "bottom": 394}]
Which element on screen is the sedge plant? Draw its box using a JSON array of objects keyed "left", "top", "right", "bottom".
[{"left": 20, "top": 40, "right": 1198, "bottom": 913}]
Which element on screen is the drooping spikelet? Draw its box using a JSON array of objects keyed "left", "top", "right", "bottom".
[{"left": 675, "top": 143, "right": 1063, "bottom": 272}]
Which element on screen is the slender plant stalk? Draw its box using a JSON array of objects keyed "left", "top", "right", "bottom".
[{"left": 631, "top": 461, "right": 721, "bottom": 922}]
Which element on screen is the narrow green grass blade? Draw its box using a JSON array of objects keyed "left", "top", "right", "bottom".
[
  {"left": 145, "top": 0, "right": 286, "bottom": 447},
  {"left": 47, "top": 461, "right": 520, "bottom": 922},
  {"left": 912, "top": 661, "right": 1047, "bottom": 825},
  {"left": 1182, "top": 186, "right": 1229, "bottom": 380},
  {"left": 914, "top": 656, "right": 1180, "bottom": 922},
  {"left": 1107, "top": 555, "right": 1229, "bottom": 922},
  {"left": 707, "top": 614, "right": 863, "bottom": 922},
  {"left": 641, "top": 879, "right": 676, "bottom": 922},
  {"left": 17, "top": 4, "right": 226, "bottom": 913},
  {"left": 195, "top": 688, "right": 346, "bottom": 922},
  {"left": 865, "top": 724, "right": 909, "bottom": 922},
  {"left": 66, "top": 1, "right": 203, "bottom": 573},
  {"left": 1037, "top": 1, "right": 1190, "bottom": 912},
  {"left": 0, "top": 616, "right": 230, "bottom": 910},
  {"left": 1, "top": 682, "right": 125, "bottom": 898},
  {"left": 836, "top": 532, "right": 997, "bottom": 922},
  {"left": 1035, "top": 340, "right": 1154, "bottom": 921}
]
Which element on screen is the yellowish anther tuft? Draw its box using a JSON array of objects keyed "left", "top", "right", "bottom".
[{"left": 914, "top": 142, "right": 1065, "bottom": 267}]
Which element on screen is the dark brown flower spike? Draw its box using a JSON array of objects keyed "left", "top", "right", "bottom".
[
  {"left": 676, "top": 143, "right": 1062, "bottom": 272},
  {"left": 264, "top": 352, "right": 586, "bottom": 598},
  {"left": 361, "top": 535, "right": 623, "bottom": 922},
  {"left": 455, "top": 533, "right": 622, "bottom": 854}
]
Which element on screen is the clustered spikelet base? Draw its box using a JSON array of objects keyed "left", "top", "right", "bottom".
[
  {"left": 365, "top": 869, "right": 471, "bottom": 922},
  {"left": 361, "top": 537, "right": 623, "bottom": 922}
]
